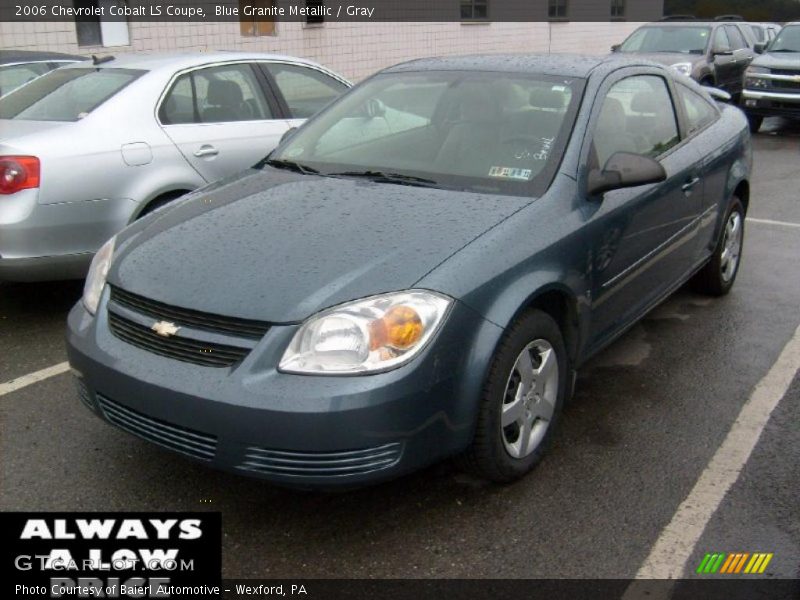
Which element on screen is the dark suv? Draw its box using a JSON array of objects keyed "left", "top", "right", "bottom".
[
  {"left": 614, "top": 20, "right": 756, "bottom": 98},
  {"left": 741, "top": 22, "right": 800, "bottom": 132}
]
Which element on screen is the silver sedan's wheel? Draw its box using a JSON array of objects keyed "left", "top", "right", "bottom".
[
  {"left": 720, "top": 211, "right": 742, "bottom": 283},
  {"left": 501, "top": 340, "right": 559, "bottom": 459}
]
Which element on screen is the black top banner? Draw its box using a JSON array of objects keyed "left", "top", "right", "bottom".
[{"left": 2, "top": 0, "right": 665, "bottom": 23}]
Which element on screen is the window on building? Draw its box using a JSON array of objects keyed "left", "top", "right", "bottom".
[
  {"left": 73, "top": 0, "right": 129, "bottom": 47},
  {"left": 460, "top": 0, "right": 488, "bottom": 21},
  {"left": 240, "top": 0, "right": 276, "bottom": 36},
  {"left": 305, "top": 0, "right": 325, "bottom": 24},
  {"left": 610, "top": 0, "right": 625, "bottom": 19},
  {"left": 548, "top": 0, "right": 568, "bottom": 20}
]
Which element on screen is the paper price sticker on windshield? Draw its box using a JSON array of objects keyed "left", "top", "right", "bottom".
[{"left": 488, "top": 167, "right": 533, "bottom": 181}]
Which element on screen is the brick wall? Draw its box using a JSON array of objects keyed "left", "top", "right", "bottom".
[{"left": 0, "top": 20, "right": 643, "bottom": 81}]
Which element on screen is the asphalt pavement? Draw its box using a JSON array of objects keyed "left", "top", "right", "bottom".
[{"left": 1, "top": 118, "right": 798, "bottom": 580}]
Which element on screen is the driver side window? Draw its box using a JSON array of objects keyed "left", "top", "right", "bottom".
[{"left": 591, "top": 75, "right": 680, "bottom": 168}]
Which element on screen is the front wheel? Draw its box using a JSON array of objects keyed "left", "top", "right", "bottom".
[
  {"left": 692, "top": 198, "right": 745, "bottom": 296},
  {"left": 459, "top": 310, "right": 567, "bottom": 482}
]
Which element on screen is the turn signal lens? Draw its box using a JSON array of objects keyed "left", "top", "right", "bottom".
[
  {"left": 0, "top": 156, "right": 40, "bottom": 195},
  {"left": 369, "top": 305, "right": 423, "bottom": 350}
]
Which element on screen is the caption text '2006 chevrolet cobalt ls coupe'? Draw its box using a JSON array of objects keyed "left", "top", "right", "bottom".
[{"left": 67, "top": 54, "right": 751, "bottom": 489}]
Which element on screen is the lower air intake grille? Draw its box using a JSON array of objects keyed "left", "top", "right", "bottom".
[
  {"left": 237, "top": 442, "right": 403, "bottom": 477},
  {"left": 108, "top": 312, "right": 249, "bottom": 368},
  {"left": 97, "top": 394, "right": 217, "bottom": 461},
  {"left": 74, "top": 377, "right": 94, "bottom": 410}
]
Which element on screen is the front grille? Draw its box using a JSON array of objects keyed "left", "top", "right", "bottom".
[
  {"left": 770, "top": 80, "right": 800, "bottom": 91},
  {"left": 109, "top": 286, "right": 270, "bottom": 339},
  {"left": 108, "top": 312, "right": 250, "bottom": 367},
  {"left": 237, "top": 442, "right": 403, "bottom": 478},
  {"left": 96, "top": 394, "right": 217, "bottom": 461},
  {"left": 770, "top": 69, "right": 800, "bottom": 77}
]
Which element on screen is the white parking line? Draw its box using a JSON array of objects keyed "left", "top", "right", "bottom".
[
  {"left": 746, "top": 217, "right": 800, "bottom": 229},
  {"left": 629, "top": 323, "right": 800, "bottom": 586},
  {"left": 0, "top": 362, "right": 70, "bottom": 398}
]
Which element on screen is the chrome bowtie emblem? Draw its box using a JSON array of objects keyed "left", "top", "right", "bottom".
[{"left": 151, "top": 321, "right": 180, "bottom": 337}]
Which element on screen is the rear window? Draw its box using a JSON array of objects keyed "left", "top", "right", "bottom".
[{"left": 0, "top": 68, "right": 144, "bottom": 122}]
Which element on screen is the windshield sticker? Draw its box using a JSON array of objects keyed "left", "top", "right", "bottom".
[{"left": 489, "top": 166, "right": 533, "bottom": 181}]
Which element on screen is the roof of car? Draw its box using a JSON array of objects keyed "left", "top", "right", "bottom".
[
  {"left": 0, "top": 49, "right": 85, "bottom": 65},
  {"left": 384, "top": 53, "right": 665, "bottom": 78},
  {"left": 65, "top": 51, "right": 332, "bottom": 74}
]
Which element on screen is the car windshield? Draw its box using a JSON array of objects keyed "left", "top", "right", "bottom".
[
  {"left": 620, "top": 26, "right": 711, "bottom": 54},
  {"left": 0, "top": 67, "right": 143, "bottom": 121},
  {"left": 768, "top": 26, "right": 800, "bottom": 52},
  {"left": 268, "top": 70, "right": 584, "bottom": 196}
]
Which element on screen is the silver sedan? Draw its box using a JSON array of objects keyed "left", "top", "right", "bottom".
[{"left": 0, "top": 52, "right": 350, "bottom": 281}]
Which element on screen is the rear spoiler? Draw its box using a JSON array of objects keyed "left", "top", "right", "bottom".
[{"left": 702, "top": 86, "right": 732, "bottom": 103}]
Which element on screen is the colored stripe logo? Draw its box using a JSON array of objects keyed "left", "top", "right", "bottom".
[{"left": 696, "top": 552, "right": 773, "bottom": 574}]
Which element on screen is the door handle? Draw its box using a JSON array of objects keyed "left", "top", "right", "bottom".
[
  {"left": 193, "top": 145, "right": 219, "bottom": 158},
  {"left": 682, "top": 176, "right": 700, "bottom": 192}
]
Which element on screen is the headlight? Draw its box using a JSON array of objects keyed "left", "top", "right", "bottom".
[
  {"left": 82, "top": 236, "right": 115, "bottom": 315},
  {"left": 279, "top": 290, "right": 452, "bottom": 375},
  {"left": 746, "top": 66, "right": 770, "bottom": 75},
  {"left": 671, "top": 62, "right": 693, "bottom": 77}
]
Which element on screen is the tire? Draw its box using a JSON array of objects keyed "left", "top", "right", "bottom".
[
  {"left": 692, "top": 198, "right": 745, "bottom": 296},
  {"left": 459, "top": 309, "right": 567, "bottom": 483},
  {"left": 747, "top": 114, "right": 763, "bottom": 133}
]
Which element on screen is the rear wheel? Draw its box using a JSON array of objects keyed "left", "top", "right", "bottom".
[
  {"left": 459, "top": 310, "right": 567, "bottom": 482},
  {"left": 747, "top": 114, "right": 763, "bottom": 133},
  {"left": 693, "top": 198, "right": 745, "bottom": 296}
]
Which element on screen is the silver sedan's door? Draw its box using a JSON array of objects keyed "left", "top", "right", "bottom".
[{"left": 159, "top": 62, "right": 291, "bottom": 183}]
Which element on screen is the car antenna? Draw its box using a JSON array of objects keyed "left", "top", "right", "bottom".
[{"left": 92, "top": 55, "right": 115, "bottom": 65}]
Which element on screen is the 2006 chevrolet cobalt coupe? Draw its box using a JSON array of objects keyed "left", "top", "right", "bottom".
[{"left": 67, "top": 54, "right": 751, "bottom": 488}]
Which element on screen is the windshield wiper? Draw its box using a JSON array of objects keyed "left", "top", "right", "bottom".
[
  {"left": 262, "top": 158, "right": 319, "bottom": 175},
  {"left": 769, "top": 48, "right": 800, "bottom": 53},
  {"left": 328, "top": 170, "right": 441, "bottom": 188}
]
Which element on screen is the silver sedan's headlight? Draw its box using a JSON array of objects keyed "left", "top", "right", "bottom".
[
  {"left": 745, "top": 66, "right": 770, "bottom": 75},
  {"left": 671, "top": 62, "right": 693, "bottom": 77},
  {"left": 279, "top": 290, "right": 452, "bottom": 375},
  {"left": 82, "top": 236, "right": 115, "bottom": 315}
]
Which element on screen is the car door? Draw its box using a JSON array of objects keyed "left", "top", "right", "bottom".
[
  {"left": 726, "top": 24, "right": 755, "bottom": 94},
  {"left": 260, "top": 62, "right": 350, "bottom": 129},
  {"left": 584, "top": 72, "right": 703, "bottom": 349},
  {"left": 158, "top": 62, "right": 290, "bottom": 183},
  {"left": 710, "top": 26, "right": 738, "bottom": 91}
]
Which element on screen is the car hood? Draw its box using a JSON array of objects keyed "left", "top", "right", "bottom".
[
  {"left": 751, "top": 51, "right": 800, "bottom": 70},
  {"left": 625, "top": 52, "right": 704, "bottom": 67},
  {"left": 109, "top": 169, "right": 532, "bottom": 323}
]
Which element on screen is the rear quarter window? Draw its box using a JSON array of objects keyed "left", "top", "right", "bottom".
[{"left": 0, "top": 68, "right": 144, "bottom": 122}]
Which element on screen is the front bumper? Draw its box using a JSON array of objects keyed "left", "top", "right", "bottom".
[
  {"left": 66, "top": 291, "right": 502, "bottom": 488},
  {"left": 741, "top": 89, "right": 800, "bottom": 118}
]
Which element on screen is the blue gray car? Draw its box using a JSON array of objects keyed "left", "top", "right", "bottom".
[{"left": 67, "top": 54, "right": 752, "bottom": 489}]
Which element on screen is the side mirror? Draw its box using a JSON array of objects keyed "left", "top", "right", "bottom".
[
  {"left": 754, "top": 42, "right": 766, "bottom": 54},
  {"left": 711, "top": 46, "right": 734, "bottom": 57},
  {"left": 279, "top": 127, "right": 298, "bottom": 145},
  {"left": 587, "top": 152, "right": 667, "bottom": 197},
  {"left": 611, "top": 44, "right": 621, "bottom": 53}
]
